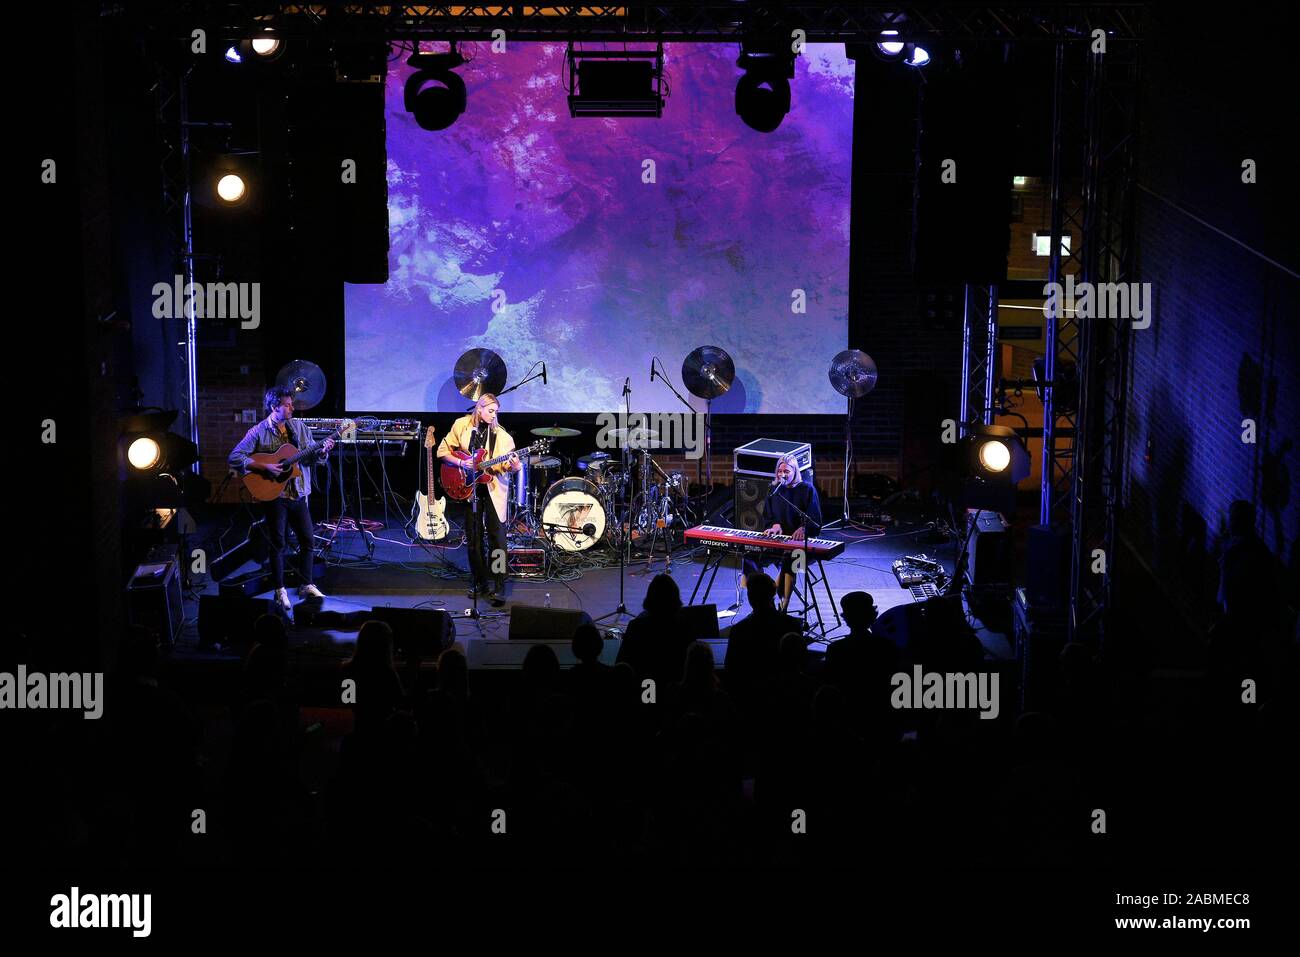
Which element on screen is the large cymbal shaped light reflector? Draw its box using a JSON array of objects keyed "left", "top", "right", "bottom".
[
  {"left": 454, "top": 349, "right": 507, "bottom": 400},
  {"left": 682, "top": 346, "right": 735, "bottom": 400},
  {"left": 275, "top": 359, "right": 327, "bottom": 410},
  {"left": 829, "top": 349, "right": 878, "bottom": 398}
]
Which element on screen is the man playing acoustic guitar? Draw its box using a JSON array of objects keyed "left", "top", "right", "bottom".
[{"left": 228, "top": 387, "right": 336, "bottom": 616}]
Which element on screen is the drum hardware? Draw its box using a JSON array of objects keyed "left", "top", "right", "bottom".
[
  {"left": 682, "top": 345, "right": 736, "bottom": 506},
  {"left": 453, "top": 348, "right": 508, "bottom": 401},
  {"left": 823, "top": 348, "right": 879, "bottom": 531},
  {"left": 539, "top": 477, "right": 608, "bottom": 552}
]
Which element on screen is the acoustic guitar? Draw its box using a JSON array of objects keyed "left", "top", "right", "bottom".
[
  {"left": 440, "top": 438, "right": 551, "bottom": 501},
  {"left": 242, "top": 419, "right": 355, "bottom": 502},
  {"left": 411, "top": 426, "right": 449, "bottom": 540}
]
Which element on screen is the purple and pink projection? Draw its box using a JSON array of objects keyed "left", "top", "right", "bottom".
[{"left": 344, "top": 43, "right": 854, "bottom": 414}]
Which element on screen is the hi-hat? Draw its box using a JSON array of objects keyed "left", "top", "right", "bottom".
[
  {"left": 531, "top": 426, "right": 580, "bottom": 438},
  {"left": 454, "top": 348, "right": 507, "bottom": 400},
  {"left": 610, "top": 427, "right": 659, "bottom": 443},
  {"left": 682, "top": 346, "right": 735, "bottom": 400},
  {"left": 275, "top": 359, "right": 327, "bottom": 410},
  {"left": 829, "top": 349, "right": 878, "bottom": 398}
]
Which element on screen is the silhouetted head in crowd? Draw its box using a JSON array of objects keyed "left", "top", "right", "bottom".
[
  {"left": 349, "top": 620, "right": 396, "bottom": 672},
  {"left": 840, "top": 591, "right": 879, "bottom": 632},
  {"left": 253, "top": 614, "right": 288, "bottom": 654},
  {"left": 643, "top": 573, "right": 683, "bottom": 617},
  {"left": 747, "top": 573, "right": 776, "bottom": 610},
  {"left": 436, "top": 646, "right": 468, "bottom": 696},
  {"left": 572, "top": 623, "right": 603, "bottom": 664},
  {"left": 681, "top": 641, "right": 717, "bottom": 691},
  {"left": 522, "top": 642, "right": 561, "bottom": 690},
  {"left": 778, "top": 632, "right": 807, "bottom": 674},
  {"left": 1228, "top": 499, "right": 1256, "bottom": 538}
]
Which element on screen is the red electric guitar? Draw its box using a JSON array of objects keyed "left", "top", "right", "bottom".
[{"left": 440, "top": 438, "right": 550, "bottom": 501}]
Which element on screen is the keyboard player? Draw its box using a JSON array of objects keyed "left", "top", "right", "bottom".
[{"left": 743, "top": 453, "right": 823, "bottom": 612}]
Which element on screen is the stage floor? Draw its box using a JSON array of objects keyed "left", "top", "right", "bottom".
[{"left": 177, "top": 516, "right": 1015, "bottom": 667}]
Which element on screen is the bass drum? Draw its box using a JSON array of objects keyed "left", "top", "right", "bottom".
[{"left": 540, "top": 477, "right": 607, "bottom": 552}]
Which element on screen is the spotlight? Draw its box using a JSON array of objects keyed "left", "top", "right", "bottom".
[
  {"left": 872, "top": 29, "right": 931, "bottom": 68},
  {"left": 404, "top": 47, "right": 467, "bottom": 131},
  {"left": 735, "top": 42, "right": 795, "bottom": 133},
  {"left": 216, "top": 173, "right": 247, "bottom": 205},
  {"left": 968, "top": 424, "right": 1030, "bottom": 482},
  {"left": 978, "top": 439, "right": 1011, "bottom": 473},
  {"left": 120, "top": 411, "right": 200, "bottom": 477},
  {"left": 250, "top": 32, "right": 282, "bottom": 59},
  {"left": 224, "top": 45, "right": 242, "bottom": 64},
  {"left": 876, "top": 30, "right": 905, "bottom": 59},
  {"left": 127, "top": 437, "right": 163, "bottom": 471}
]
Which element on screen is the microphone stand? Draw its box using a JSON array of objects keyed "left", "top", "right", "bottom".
[
  {"left": 652, "top": 358, "right": 707, "bottom": 523},
  {"left": 595, "top": 379, "right": 635, "bottom": 631}
]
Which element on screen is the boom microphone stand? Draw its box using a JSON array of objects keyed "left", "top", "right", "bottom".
[{"left": 595, "top": 377, "right": 635, "bottom": 630}]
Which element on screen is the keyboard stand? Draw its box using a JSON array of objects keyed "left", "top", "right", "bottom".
[
  {"left": 786, "top": 559, "right": 841, "bottom": 638},
  {"left": 688, "top": 545, "right": 733, "bottom": 606}
]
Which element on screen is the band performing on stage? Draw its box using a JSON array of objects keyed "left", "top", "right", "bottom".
[{"left": 228, "top": 349, "right": 843, "bottom": 632}]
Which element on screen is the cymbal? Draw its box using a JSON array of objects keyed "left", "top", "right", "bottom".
[
  {"left": 531, "top": 426, "right": 580, "bottom": 438},
  {"left": 453, "top": 348, "right": 507, "bottom": 400},
  {"left": 577, "top": 452, "right": 612, "bottom": 468},
  {"left": 829, "top": 349, "right": 878, "bottom": 398},
  {"left": 274, "top": 359, "right": 327, "bottom": 411},
  {"left": 609, "top": 427, "right": 659, "bottom": 443},
  {"left": 682, "top": 346, "right": 735, "bottom": 400}
]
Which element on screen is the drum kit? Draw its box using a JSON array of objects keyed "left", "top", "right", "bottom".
[{"left": 509, "top": 424, "right": 691, "bottom": 555}]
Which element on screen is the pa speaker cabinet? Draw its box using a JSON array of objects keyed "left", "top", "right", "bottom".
[
  {"left": 508, "top": 604, "right": 593, "bottom": 640},
  {"left": 198, "top": 593, "right": 273, "bottom": 648},
  {"left": 127, "top": 559, "right": 184, "bottom": 647},
  {"left": 1026, "top": 524, "right": 1071, "bottom": 611},
  {"left": 967, "top": 509, "right": 1011, "bottom": 585},
  {"left": 369, "top": 605, "right": 455, "bottom": 658},
  {"left": 733, "top": 474, "right": 772, "bottom": 532}
]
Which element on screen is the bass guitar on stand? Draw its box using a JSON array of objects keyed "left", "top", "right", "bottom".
[{"left": 411, "top": 426, "right": 449, "bottom": 540}]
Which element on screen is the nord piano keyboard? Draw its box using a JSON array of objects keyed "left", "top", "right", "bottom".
[{"left": 684, "top": 525, "right": 845, "bottom": 560}]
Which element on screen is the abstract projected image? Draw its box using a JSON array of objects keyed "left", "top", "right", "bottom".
[{"left": 344, "top": 43, "right": 854, "bottom": 414}]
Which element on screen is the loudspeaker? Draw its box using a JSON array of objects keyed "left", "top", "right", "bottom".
[
  {"left": 912, "top": 55, "right": 1013, "bottom": 284},
  {"left": 127, "top": 559, "right": 184, "bottom": 647},
  {"left": 968, "top": 510, "right": 1011, "bottom": 585},
  {"left": 1026, "top": 524, "right": 1071, "bottom": 610},
  {"left": 677, "top": 604, "right": 720, "bottom": 641},
  {"left": 733, "top": 475, "right": 772, "bottom": 532},
  {"left": 198, "top": 593, "right": 274, "bottom": 648},
  {"left": 508, "top": 604, "right": 594, "bottom": 640},
  {"left": 368, "top": 605, "right": 455, "bottom": 658}
]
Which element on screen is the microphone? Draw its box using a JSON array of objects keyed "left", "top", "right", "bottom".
[
  {"left": 541, "top": 362, "right": 547, "bottom": 386},
  {"left": 582, "top": 523, "right": 597, "bottom": 537},
  {"left": 623, "top": 377, "right": 630, "bottom": 396},
  {"left": 770, "top": 476, "right": 783, "bottom": 488},
  {"left": 649, "top": 358, "right": 656, "bottom": 383}
]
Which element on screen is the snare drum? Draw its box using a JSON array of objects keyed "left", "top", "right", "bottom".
[{"left": 540, "top": 477, "right": 608, "bottom": 552}]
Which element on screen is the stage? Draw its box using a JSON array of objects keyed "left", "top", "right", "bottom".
[{"left": 175, "top": 510, "right": 1016, "bottom": 673}]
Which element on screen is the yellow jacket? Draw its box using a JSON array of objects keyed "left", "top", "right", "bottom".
[{"left": 437, "top": 414, "right": 519, "bottom": 524}]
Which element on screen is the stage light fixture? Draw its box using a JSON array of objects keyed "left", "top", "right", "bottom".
[
  {"left": 224, "top": 45, "right": 242, "bottom": 64},
  {"left": 968, "top": 424, "right": 1030, "bottom": 483},
  {"left": 978, "top": 439, "right": 1011, "bottom": 473},
  {"left": 905, "top": 45, "right": 931, "bottom": 67},
  {"left": 127, "top": 437, "right": 163, "bottom": 471},
  {"left": 404, "top": 47, "right": 467, "bottom": 131},
  {"left": 251, "top": 33, "right": 282, "bottom": 59},
  {"left": 216, "top": 173, "right": 247, "bottom": 204},
  {"left": 876, "top": 30, "right": 905, "bottom": 58},
  {"left": 735, "top": 43, "right": 795, "bottom": 133},
  {"left": 567, "top": 43, "right": 665, "bottom": 118}
]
